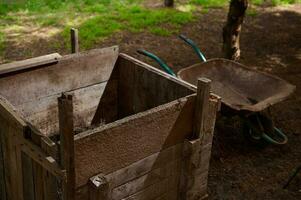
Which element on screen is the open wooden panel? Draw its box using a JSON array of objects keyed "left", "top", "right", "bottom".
[
  {"left": 0, "top": 46, "right": 119, "bottom": 136},
  {"left": 92, "top": 53, "right": 195, "bottom": 124}
]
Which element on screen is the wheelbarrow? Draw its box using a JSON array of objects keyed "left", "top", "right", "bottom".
[{"left": 137, "top": 35, "right": 296, "bottom": 145}]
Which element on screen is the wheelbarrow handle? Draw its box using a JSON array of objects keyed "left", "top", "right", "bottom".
[
  {"left": 179, "top": 35, "right": 207, "bottom": 62},
  {"left": 137, "top": 49, "right": 176, "bottom": 77}
]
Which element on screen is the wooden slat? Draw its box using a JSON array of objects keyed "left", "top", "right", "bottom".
[
  {"left": 41, "top": 137, "right": 60, "bottom": 200},
  {"left": 88, "top": 143, "right": 183, "bottom": 200},
  {"left": 21, "top": 151, "right": 35, "bottom": 200},
  {"left": 33, "top": 160, "right": 45, "bottom": 200},
  {"left": 19, "top": 136, "right": 66, "bottom": 179},
  {"left": 19, "top": 82, "right": 107, "bottom": 136},
  {"left": 111, "top": 159, "right": 181, "bottom": 200},
  {"left": 122, "top": 169, "right": 180, "bottom": 200},
  {"left": 0, "top": 98, "right": 27, "bottom": 200},
  {"left": 58, "top": 94, "right": 76, "bottom": 200},
  {"left": 91, "top": 79, "right": 118, "bottom": 125},
  {"left": 0, "top": 46, "right": 118, "bottom": 106},
  {"left": 0, "top": 119, "right": 7, "bottom": 200},
  {"left": 179, "top": 97, "right": 220, "bottom": 199},
  {"left": 117, "top": 55, "right": 194, "bottom": 118},
  {"left": 0, "top": 96, "right": 27, "bottom": 129},
  {"left": 0, "top": 53, "right": 61, "bottom": 75},
  {"left": 103, "top": 143, "right": 183, "bottom": 188},
  {"left": 74, "top": 95, "right": 195, "bottom": 187}
]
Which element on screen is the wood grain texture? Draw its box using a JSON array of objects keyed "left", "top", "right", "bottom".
[
  {"left": 179, "top": 98, "right": 220, "bottom": 200},
  {"left": 0, "top": 53, "right": 61, "bottom": 75},
  {"left": 21, "top": 151, "right": 35, "bottom": 200},
  {"left": 117, "top": 55, "right": 194, "bottom": 118},
  {"left": 0, "top": 97, "right": 27, "bottom": 200},
  {"left": 19, "top": 82, "right": 107, "bottom": 136},
  {"left": 103, "top": 143, "right": 183, "bottom": 189},
  {"left": 41, "top": 137, "right": 60, "bottom": 200},
  {"left": 74, "top": 95, "right": 195, "bottom": 187},
  {"left": 0, "top": 46, "right": 118, "bottom": 107},
  {"left": 0, "top": 118, "right": 7, "bottom": 200},
  {"left": 111, "top": 158, "right": 181, "bottom": 200},
  {"left": 193, "top": 78, "right": 211, "bottom": 139},
  {"left": 58, "top": 94, "right": 76, "bottom": 200}
]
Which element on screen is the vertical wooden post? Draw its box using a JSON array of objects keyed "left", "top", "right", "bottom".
[
  {"left": 58, "top": 94, "right": 75, "bottom": 200},
  {"left": 70, "top": 28, "right": 79, "bottom": 54},
  {"left": 193, "top": 77, "right": 211, "bottom": 139},
  {"left": 180, "top": 78, "right": 219, "bottom": 200}
]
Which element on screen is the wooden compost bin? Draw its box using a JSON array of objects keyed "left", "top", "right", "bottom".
[{"left": 0, "top": 46, "right": 220, "bottom": 200}]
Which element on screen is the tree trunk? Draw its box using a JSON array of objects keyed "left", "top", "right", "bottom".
[
  {"left": 164, "top": 0, "right": 174, "bottom": 7},
  {"left": 223, "top": 0, "right": 248, "bottom": 60}
]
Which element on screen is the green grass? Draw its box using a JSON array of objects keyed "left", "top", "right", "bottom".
[
  {"left": 0, "top": 0, "right": 195, "bottom": 50},
  {"left": 271, "top": 0, "right": 301, "bottom": 5},
  {"left": 250, "top": 0, "right": 301, "bottom": 6},
  {"left": 150, "top": 27, "right": 174, "bottom": 36},
  {"left": 0, "top": 0, "right": 301, "bottom": 54},
  {"left": 190, "top": 0, "right": 228, "bottom": 8},
  {"left": 0, "top": 31, "right": 4, "bottom": 56}
]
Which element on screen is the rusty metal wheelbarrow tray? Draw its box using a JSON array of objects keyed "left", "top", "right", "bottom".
[
  {"left": 177, "top": 58, "right": 296, "bottom": 113},
  {"left": 137, "top": 35, "right": 296, "bottom": 145}
]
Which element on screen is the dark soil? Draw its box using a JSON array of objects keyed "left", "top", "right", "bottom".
[{"left": 2, "top": 4, "right": 301, "bottom": 200}]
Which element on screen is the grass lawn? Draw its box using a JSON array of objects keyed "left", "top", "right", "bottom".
[{"left": 0, "top": 0, "right": 300, "bottom": 56}]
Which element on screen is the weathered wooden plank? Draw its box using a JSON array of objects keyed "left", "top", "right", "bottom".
[
  {"left": 19, "top": 82, "right": 107, "bottom": 136},
  {"left": 154, "top": 189, "right": 178, "bottom": 200},
  {"left": 58, "top": 94, "right": 76, "bottom": 200},
  {"left": 103, "top": 143, "right": 183, "bottom": 189},
  {"left": 193, "top": 78, "right": 211, "bottom": 139},
  {"left": 74, "top": 95, "right": 195, "bottom": 187},
  {"left": 33, "top": 160, "right": 45, "bottom": 200},
  {"left": 0, "top": 46, "right": 118, "bottom": 106},
  {"left": 0, "top": 96, "right": 27, "bottom": 129},
  {"left": 179, "top": 139, "right": 201, "bottom": 200},
  {"left": 0, "top": 120, "right": 7, "bottom": 200},
  {"left": 41, "top": 137, "right": 60, "bottom": 200},
  {"left": 179, "top": 97, "right": 220, "bottom": 200},
  {"left": 111, "top": 159, "right": 181, "bottom": 200},
  {"left": 21, "top": 151, "right": 35, "bottom": 200},
  {"left": 122, "top": 168, "right": 180, "bottom": 200},
  {"left": 0, "top": 53, "right": 61, "bottom": 75},
  {"left": 91, "top": 79, "right": 118, "bottom": 125},
  {"left": 116, "top": 55, "right": 194, "bottom": 118},
  {"left": 0, "top": 98, "right": 27, "bottom": 200},
  {"left": 19, "top": 137, "right": 66, "bottom": 179},
  {"left": 71, "top": 28, "right": 79, "bottom": 53},
  {"left": 197, "top": 97, "right": 221, "bottom": 198}
]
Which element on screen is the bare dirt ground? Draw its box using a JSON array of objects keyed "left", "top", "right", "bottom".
[{"left": 1, "top": 4, "right": 301, "bottom": 200}]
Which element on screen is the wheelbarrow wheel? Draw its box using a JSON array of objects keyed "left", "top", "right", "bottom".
[
  {"left": 242, "top": 113, "right": 274, "bottom": 146},
  {"left": 242, "top": 113, "right": 288, "bottom": 145}
]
